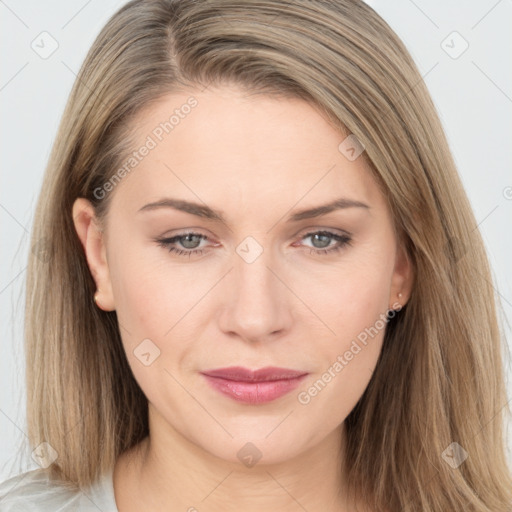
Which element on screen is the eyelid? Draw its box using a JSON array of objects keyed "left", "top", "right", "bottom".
[
  {"left": 295, "top": 226, "right": 353, "bottom": 239},
  {"left": 159, "top": 226, "right": 215, "bottom": 238},
  {"left": 158, "top": 226, "right": 352, "bottom": 244}
]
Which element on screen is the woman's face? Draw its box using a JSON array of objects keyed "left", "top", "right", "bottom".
[{"left": 74, "top": 85, "right": 411, "bottom": 465}]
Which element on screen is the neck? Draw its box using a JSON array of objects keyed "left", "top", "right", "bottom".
[{"left": 115, "top": 404, "right": 359, "bottom": 512}]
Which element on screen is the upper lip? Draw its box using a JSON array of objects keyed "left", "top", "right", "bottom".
[{"left": 201, "top": 366, "right": 308, "bottom": 382}]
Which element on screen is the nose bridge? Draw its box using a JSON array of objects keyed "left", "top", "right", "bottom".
[{"left": 218, "top": 236, "right": 291, "bottom": 341}]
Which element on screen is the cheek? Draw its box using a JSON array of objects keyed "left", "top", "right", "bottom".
[
  {"left": 295, "top": 300, "right": 388, "bottom": 429},
  {"left": 108, "top": 254, "right": 187, "bottom": 406},
  {"left": 298, "top": 334, "right": 383, "bottom": 431},
  {"left": 109, "top": 242, "right": 204, "bottom": 336},
  {"left": 297, "top": 246, "right": 394, "bottom": 340},
  {"left": 293, "top": 247, "right": 393, "bottom": 410},
  {"left": 309, "top": 279, "right": 389, "bottom": 386},
  {"left": 107, "top": 243, "right": 213, "bottom": 389}
]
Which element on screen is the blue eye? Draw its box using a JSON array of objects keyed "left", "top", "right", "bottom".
[
  {"left": 155, "top": 230, "right": 352, "bottom": 258},
  {"left": 155, "top": 232, "right": 210, "bottom": 257},
  {"left": 300, "top": 230, "right": 352, "bottom": 255}
]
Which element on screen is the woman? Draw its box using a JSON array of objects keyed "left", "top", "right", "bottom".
[{"left": 1, "top": 0, "right": 510, "bottom": 510}]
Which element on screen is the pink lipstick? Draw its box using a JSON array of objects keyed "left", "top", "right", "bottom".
[{"left": 201, "top": 366, "right": 308, "bottom": 404}]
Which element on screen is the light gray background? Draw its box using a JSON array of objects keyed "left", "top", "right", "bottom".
[{"left": 1, "top": 0, "right": 511, "bottom": 481}]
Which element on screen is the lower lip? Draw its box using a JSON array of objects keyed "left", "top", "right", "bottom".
[{"left": 202, "top": 374, "right": 307, "bottom": 404}]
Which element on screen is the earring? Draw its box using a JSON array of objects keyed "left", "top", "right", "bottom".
[
  {"left": 389, "top": 292, "right": 404, "bottom": 313},
  {"left": 93, "top": 291, "right": 100, "bottom": 307}
]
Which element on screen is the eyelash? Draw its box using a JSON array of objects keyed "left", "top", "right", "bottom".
[{"left": 154, "top": 230, "right": 352, "bottom": 258}]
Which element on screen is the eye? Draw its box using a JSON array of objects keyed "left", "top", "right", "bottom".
[
  {"left": 155, "top": 230, "right": 352, "bottom": 258},
  {"left": 155, "top": 232, "right": 214, "bottom": 257},
  {"left": 296, "top": 230, "right": 352, "bottom": 255}
]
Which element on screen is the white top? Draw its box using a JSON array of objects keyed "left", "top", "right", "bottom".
[{"left": 0, "top": 467, "right": 119, "bottom": 511}]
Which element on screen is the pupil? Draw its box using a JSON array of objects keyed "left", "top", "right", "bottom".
[
  {"left": 181, "top": 234, "right": 201, "bottom": 249},
  {"left": 312, "top": 233, "right": 331, "bottom": 248}
]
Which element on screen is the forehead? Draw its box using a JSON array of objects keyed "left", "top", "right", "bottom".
[{"left": 109, "top": 86, "right": 384, "bottom": 216}]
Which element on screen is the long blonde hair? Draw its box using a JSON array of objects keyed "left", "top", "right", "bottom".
[{"left": 22, "top": 0, "right": 511, "bottom": 509}]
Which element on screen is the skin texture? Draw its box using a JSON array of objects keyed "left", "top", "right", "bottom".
[{"left": 72, "top": 85, "right": 413, "bottom": 512}]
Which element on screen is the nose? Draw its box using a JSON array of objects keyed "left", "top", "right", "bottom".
[{"left": 217, "top": 244, "right": 293, "bottom": 343}]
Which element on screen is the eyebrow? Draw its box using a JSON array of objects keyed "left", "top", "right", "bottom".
[{"left": 137, "top": 197, "right": 370, "bottom": 222}]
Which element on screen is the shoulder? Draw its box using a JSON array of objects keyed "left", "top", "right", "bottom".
[
  {"left": 0, "top": 469, "right": 82, "bottom": 510},
  {"left": 0, "top": 468, "right": 110, "bottom": 511}
]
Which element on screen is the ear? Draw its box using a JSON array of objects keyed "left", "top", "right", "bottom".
[
  {"left": 72, "top": 198, "right": 115, "bottom": 311},
  {"left": 389, "top": 239, "right": 414, "bottom": 311}
]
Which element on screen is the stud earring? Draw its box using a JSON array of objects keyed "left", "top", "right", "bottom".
[
  {"left": 388, "top": 292, "right": 404, "bottom": 313},
  {"left": 93, "top": 291, "right": 100, "bottom": 307}
]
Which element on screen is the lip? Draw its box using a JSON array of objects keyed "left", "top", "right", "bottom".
[{"left": 201, "top": 366, "right": 309, "bottom": 404}]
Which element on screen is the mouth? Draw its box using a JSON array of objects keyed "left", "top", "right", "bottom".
[{"left": 200, "top": 366, "right": 309, "bottom": 404}]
